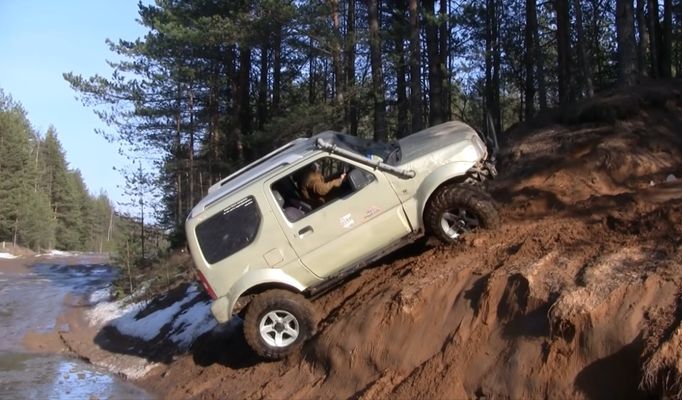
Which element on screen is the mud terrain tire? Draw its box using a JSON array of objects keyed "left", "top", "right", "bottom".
[
  {"left": 424, "top": 185, "right": 499, "bottom": 243},
  {"left": 244, "top": 289, "right": 318, "bottom": 359}
]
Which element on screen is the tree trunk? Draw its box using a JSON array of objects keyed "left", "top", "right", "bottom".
[
  {"left": 208, "top": 63, "right": 219, "bottom": 182},
  {"left": 330, "top": 0, "right": 344, "bottom": 106},
  {"left": 676, "top": 2, "right": 682, "bottom": 75},
  {"left": 188, "top": 87, "right": 195, "bottom": 208},
  {"left": 648, "top": 0, "right": 660, "bottom": 77},
  {"left": 230, "top": 45, "right": 245, "bottom": 164},
  {"left": 257, "top": 43, "right": 269, "bottom": 130},
  {"left": 492, "top": 0, "right": 501, "bottom": 134},
  {"left": 272, "top": 25, "right": 282, "bottom": 114},
  {"left": 238, "top": 47, "right": 251, "bottom": 140},
  {"left": 485, "top": 0, "right": 501, "bottom": 132},
  {"left": 424, "top": 0, "right": 444, "bottom": 125},
  {"left": 439, "top": 0, "right": 450, "bottom": 120},
  {"left": 308, "top": 36, "right": 316, "bottom": 105},
  {"left": 573, "top": 0, "right": 594, "bottom": 97},
  {"left": 174, "top": 83, "right": 183, "bottom": 225},
  {"left": 555, "top": 0, "right": 572, "bottom": 104},
  {"left": 396, "top": 32, "right": 409, "bottom": 138},
  {"left": 534, "top": 3, "right": 547, "bottom": 110},
  {"left": 524, "top": 0, "right": 537, "bottom": 120},
  {"left": 368, "top": 0, "right": 387, "bottom": 141},
  {"left": 345, "top": 0, "right": 358, "bottom": 135},
  {"left": 616, "top": 0, "right": 638, "bottom": 85},
  {"left": 637, "top": 0, "right": 650, "bottom": 76},
  {"left": 408, "top": 0, "right": 423, "bottom": 132},
  {"left": 661, "top": 0, "right": 672, "bottom": 77}
]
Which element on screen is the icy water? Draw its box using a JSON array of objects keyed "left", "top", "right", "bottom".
[{"left": 0, "top": 256, "right": 152, "bottom": 399}]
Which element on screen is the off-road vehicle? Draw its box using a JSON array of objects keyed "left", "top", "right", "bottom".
[{"left": 186, "top": 121, "right": 499, "bottom": 359}]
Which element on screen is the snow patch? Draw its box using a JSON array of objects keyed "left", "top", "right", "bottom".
[
  {"left": 111, "top": 291, "right": 196, "bottom": 341},
  {"left": 87, "top": 297, "right": 145, "bottom": 327},
  {"left": 87, "top": 284, "right": 216, "bottom": 350},
  {"left": 170, "top": 300, "right": 218, "bottom": 348},
  {"left": 48, "top": 250, "right": 76, "bottom": 256},
  {"left": 89, "top": 287, "right": 112, "bottom": 304},
  {"left": 35, "top": 250, "right": 78, "bottom": 257},
  {"left": 0, "top": 252, "right": 17, "bottom": 259}
]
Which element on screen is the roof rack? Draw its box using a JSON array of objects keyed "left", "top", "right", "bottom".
[{"left": 208, "top": 137, "right": 309, "bottom": 194}]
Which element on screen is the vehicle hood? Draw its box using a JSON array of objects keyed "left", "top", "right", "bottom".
[{"left": 396, "top": 121, "right": 487, "bottom": 170}]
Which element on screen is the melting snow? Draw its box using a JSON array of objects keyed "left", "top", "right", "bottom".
[
  {"left": 89, "top": 287, "right": 112, "bottom": 304},
  {"left": 35, "top": 250, "right": 78, "bottom": 257},
  {"left": 86, "top": 284, "right": 217, "bottom": 350},
  {"left": 87, "top": 297, "right": 145, "bottom": 327},
  {"left": 169, "top": 300, "right": 217, "bottom": 348},
  {"left": 0, "top": 253, "right": 17, "bottom": 259},
  {"left": 47, "top": 250, "right": 75, "bottom": 256}
]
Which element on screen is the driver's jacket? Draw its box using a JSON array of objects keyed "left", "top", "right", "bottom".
[{"left": 300, "top": 171, "right": 343, "bottom": 208}]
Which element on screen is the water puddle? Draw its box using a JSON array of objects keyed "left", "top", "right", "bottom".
[
  {"left": 0, "top": 352, "right": 149, "bottom": 399},
  {"left": 0, "top": 256, "right": 153, "bottom": 399}
]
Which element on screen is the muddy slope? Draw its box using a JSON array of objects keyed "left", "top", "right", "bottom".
[{"left": 140, "top": 82, "right": 682, "bottom": 399}]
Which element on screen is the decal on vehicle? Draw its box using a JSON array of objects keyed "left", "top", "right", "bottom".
[
  {"left": 363, "top": 206, "right": 381, "bottom": 221},
  {"left": 339, "top": 213, "right": 355, "bottom": 229}
]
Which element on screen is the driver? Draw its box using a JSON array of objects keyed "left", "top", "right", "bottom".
[{"left": 300, "top": 162, "right": 347, "bottom": 207}]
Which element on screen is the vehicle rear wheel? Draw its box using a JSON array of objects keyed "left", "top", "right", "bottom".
[
  {"left": 424, "top": 185, "right": 499, "bottom": 243},
  {"left": 243, "top": 289, "right": 318, "bottom": 359}
]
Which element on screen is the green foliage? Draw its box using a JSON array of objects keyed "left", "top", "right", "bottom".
[
  {"left": 63, "top": 0, "right": 679, "bottom": 251},
  {"left": 0, "top": 88, "right": 118, "bottom": 252},
  {"left": 110, "top": 213, "right": 174, "bottom": 299},
  {"left": 0, "top": 90, "right": 41, "bottom": 246},
  {"left": 17, "top": 191, "right": 54, "bottom": 250}
]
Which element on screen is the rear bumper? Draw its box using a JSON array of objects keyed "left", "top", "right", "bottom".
[{"left": 210, "top": 296, "right": 232, "bottom": 323}]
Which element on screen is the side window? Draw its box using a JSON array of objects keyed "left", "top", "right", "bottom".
[
  {"left": 271, "top": 157, "right": 376, "bottom": 222},
  {"left": 195, "top": 196, "right": 261, "bottom": 264}
]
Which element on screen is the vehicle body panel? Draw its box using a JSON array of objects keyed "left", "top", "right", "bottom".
[
  {"left": 185, "top": 186, "right": 321, "bottom": 319},
  {"left": 265, "top": 154, "right": 411, "bottom": 278}
]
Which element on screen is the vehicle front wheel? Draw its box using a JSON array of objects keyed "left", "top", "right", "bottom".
[
  {"left": 424, "top": 185, "right": 499, "bottom": 243},
  {"left": 243, "top": 289, "right": 318, "bottom": 360}
]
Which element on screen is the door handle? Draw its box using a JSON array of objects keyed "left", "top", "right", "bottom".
[{"left": 298, "top": 226, "right": 314, "bottom": 238}]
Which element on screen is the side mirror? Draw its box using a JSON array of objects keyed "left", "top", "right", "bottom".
[{"left": 348, "top": 169, "right": 375, "bottom": 191}]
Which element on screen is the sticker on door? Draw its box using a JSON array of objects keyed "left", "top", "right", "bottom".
[{"left": 339, "top": 213, "right": 355, "bottom": 229}]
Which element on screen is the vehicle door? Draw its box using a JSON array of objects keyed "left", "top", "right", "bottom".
[{"left": 265, "top": 155, "right": 412, "bottom": 278}]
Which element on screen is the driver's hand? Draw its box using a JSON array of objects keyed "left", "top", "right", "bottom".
[{"left": 340, "top": 172, "right": 347, "bottom": 180}]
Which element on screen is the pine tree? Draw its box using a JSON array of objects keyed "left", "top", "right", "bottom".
[{"left": 0, "top": 90, "right": 46, "bottom": 247}]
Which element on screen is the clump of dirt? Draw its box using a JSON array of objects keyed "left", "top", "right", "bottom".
[{"left": 131, "top": 81, "right": 682, "bottom": 399}]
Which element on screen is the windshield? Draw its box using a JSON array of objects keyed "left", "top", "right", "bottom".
[{"left": 331, "top": 134, "right": 401, "bottom": 165}]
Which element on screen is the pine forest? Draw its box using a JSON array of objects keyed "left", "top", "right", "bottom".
[
  {"left": 5, "top": 0, "right": 682, "bottom": 250},
  {"left": 0, "top": 90, "right": 117, "bottom": 251}
]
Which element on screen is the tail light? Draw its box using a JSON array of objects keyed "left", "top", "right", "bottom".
[{"left": 197, "top": 270, "right": 217, "bottom": 300}]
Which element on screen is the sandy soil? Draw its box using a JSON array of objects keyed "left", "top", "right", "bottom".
[{"left": 48, "top": 82, "right": 682, "bottom": 399}]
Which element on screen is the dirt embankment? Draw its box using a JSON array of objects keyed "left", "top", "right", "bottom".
[{"left": 133, "top": 82, "right": 682, "bottom": 399}]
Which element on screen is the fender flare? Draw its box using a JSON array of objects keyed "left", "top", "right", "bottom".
[
  {"left": 415, "top": 161, "right": 477, "bottom": 223},
  {"left": 211, "top": 269, "right": 306, "bottom": 323}
]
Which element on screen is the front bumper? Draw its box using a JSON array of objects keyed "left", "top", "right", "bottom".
[{"left": 467, "top": 160, "right": 497, "bottom": 182}]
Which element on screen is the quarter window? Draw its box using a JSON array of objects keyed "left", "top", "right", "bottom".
[{"left": 195, "top": 196, "right": 261, "bottom": 264}]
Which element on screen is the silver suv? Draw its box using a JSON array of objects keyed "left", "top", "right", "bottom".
[{"left": 186, "top": 121, "right": 499, "bottom": 359}]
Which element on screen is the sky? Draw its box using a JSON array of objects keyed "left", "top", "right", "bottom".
[{"left": 0, "top": 0, "right": 149, "bottom": 209}]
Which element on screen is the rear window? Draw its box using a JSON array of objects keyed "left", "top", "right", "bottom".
[{"left": 195, "top": 196, "right": 261, "bottom": 264}]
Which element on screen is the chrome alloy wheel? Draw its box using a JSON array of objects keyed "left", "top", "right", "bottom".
[
  {"left": 440, "top": 208, "right": 481, "bottom": 239},
  {"left": 259, "top": 310, "right": 300, "bottom": 347}
]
